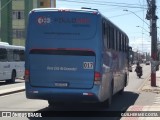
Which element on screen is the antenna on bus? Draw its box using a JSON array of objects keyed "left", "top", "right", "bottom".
[
  {"left": 81, "top": 7, "right": 91, "bottom": 9},
  {"left": 81, "top": 7, "right": 98, "bottom": 11}
]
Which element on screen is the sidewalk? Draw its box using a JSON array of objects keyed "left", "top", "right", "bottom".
[
  {"left": 121, "top": 69, "right": 160, "bottom": 120},
  {"left": 0, "top": 79, "right": 25, "bottom": 96},
  {"left": 141, "top": 69, "right": 160, "bottom": 93}
]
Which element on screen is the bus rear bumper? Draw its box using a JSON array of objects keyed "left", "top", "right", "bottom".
[{"left": 25, "top": 83, "right": 101, "bottom": 103}]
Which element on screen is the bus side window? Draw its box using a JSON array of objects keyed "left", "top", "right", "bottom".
[
  {"left": 13, "top": 49, "right": 20, "bottom": 61},
  {"left": 109, "top": 27, "right": 114, "bottom": 49},
  {"left": 103, "top": 21, "right": 108, "bottom": 49},
  {"left": 19, "top": 50, "right": 25, "bottom": 61},
  {"left": 0, "top": 48, "right": 7, "bottom": 62},
  {"left": 7, "top": 49, "right": 14, "bottom": 62}
]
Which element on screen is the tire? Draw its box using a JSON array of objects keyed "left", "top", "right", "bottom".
[
  {"left": 119, "top": 74, "right": 127, "bottom": 94},
  {"left": 48, "top": 100, "right": 54, "bottom": 107},
  {"left": 118, "top": 88, "right": 124, "bottom": 95},
  {"left": 7, "top": 71, "right": 16, "bottom": 83},
  {"left": 48, "top": 100, "right": 63, "bottom": 107},
  {"left": 101, "top": 80, "right": 113, "bottom": 108}
]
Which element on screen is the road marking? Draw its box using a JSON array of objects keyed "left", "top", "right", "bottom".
[
  {"left": 153, "top": 94, "right": 160, "bottom": 105},
  {"left": 137, "top": 75, "right": 150, "bottom": 92},
  {"left": 0, "top": 86, "right": 25, "bottom": 96}
]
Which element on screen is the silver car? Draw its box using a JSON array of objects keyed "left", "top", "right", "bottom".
[
  {"left": 129, "top": 64, "right": 132, "bottom": 72},
  {"left": 146, "top": 61, "right": 150, "bottom": 65}
]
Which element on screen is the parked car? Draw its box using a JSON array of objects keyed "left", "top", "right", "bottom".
[
  {"left": 129, "top": 64, "right": 132, "bottom": 72},
  {"left": 146, "top": 61, "right": 150, "bottom": 65}
]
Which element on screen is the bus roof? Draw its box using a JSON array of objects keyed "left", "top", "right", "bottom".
[
  {"left": 31, "top": 7, "right": 99, "bottom": 14},
  {"left": 0, "top": 44, "right": 25, "bottom": 50},
  {"left": 10, "top": 45, "right": 25, "bottom": 50},
  {"left": 0, "top": 42, "right": 9, "bottom": 45}
]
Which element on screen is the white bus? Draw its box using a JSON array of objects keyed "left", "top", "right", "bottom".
[{"left": 0, "top": 42, "right": 25, "bottom": 83}]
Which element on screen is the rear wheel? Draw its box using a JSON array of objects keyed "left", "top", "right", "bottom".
[
  {"left": 48, "top": 100, "right": 54, "bottom": 107},
  {"left": 119, "top": 74, "right": 127, "bottom": 95},
  {"left": 48, "top": 100, "right": 64, "bottom": 107},
  {"left": 118, "top": 88, "right": 124, "bottom": 95},
  {"left": 101, "top": 80, "right": 113, "bottom": 108},
  {"left": 7, "top": 71, "right": 16, "bottom": 83}
]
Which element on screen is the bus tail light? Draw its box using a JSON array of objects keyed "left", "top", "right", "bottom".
[
  {"left": 25, "top": 69, "right": 30, "bottom": 82},
  {"left": 94, "top": 72, "right": 101, "bottom": 85}
]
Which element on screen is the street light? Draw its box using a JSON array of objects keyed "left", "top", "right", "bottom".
[
  {"left": 136, "top": 26, "right": 150, "bottom": 34},
  {"left": 136, "top": 25, "right": 151, "bottom": 55},
  {"left": 123, "top": 9, "right": 150, "bottom": 26}
]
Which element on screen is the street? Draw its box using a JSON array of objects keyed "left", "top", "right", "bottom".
[{"left": 0, "top": 64, "right": 157, "bottom": 119}]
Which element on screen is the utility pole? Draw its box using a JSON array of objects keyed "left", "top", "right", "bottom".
[
  {"left": 146, "top": 0, "right": 158, "bottom": 86},
  {"left": 1, "top": 0, "right": 12, "bottom": 44},
  {"left": 24, "top": 0, "right": 33, "bottom": 38}
]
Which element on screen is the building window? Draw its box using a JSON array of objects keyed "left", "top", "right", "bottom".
[
  {"left": 40, "top": 2, "right": 44, "bottom": 6},
  {"left": 12, "top": 10, "right": 24, "bottom": 20},
  {"left": 13, "top": 29, "right": 25, "bottom": 39}
]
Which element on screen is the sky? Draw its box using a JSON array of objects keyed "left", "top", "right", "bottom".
[{"left": 56, "top": 0, "right": 160, "bottom": 54}]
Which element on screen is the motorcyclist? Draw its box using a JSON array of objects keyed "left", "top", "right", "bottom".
[{"left": 135, "top": 62, "right": 143, "bottom": 76}]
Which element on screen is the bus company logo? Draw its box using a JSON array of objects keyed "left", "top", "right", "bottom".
[
  {"left": 4, "top": 64, "right": 10, "bottom": 68},
  {"left": 37, "top": 17, "right": 51, "bottom": 25}
]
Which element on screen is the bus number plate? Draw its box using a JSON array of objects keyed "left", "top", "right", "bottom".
[
  {"left": 54, "top": 82, "right": 68, "bottom": 87},
  {"left": 83, "top": 62, "right": 93, "bottom": 69}
]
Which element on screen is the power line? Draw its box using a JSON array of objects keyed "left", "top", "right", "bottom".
[
  {"left": 58, "top": 0, "right": 148, "bottom": 9},
  {"left": 85, "top": 0, "right": 148, "bottom": 7},
  {"left": 124, "top": 9, "right": 150, "bottom": 26},
  {"left": 108, "top": 10, "right": 144, "bottom": 18}
]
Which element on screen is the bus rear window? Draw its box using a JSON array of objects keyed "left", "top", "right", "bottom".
[{"left": 28, "top": 11, "right": 98, "bottom": 40}]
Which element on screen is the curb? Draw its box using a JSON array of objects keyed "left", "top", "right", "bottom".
[
  {"left": 139, "top": 74, "right": 160, "bottom": 93},
  {"left": 138, "top": 75, "right": 150, "bottom": 92},
  {"left": 0, "top": 86, "right": 25, "bottom": 96}
]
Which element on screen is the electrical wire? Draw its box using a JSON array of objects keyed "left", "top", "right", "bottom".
[
  {"left": 83, "top": 0, "right": 148, "bottom": 7},
  {"left": 108, "top": 10, "right": 144, "bottom": 18},
  {"left": 58, "top": 0, "right": 148, "bottom": 9}
]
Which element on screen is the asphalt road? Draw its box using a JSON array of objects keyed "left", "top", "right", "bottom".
[
  {"left": 0, "top": 64, "right": 154, "bottom": 119},
  {"left": 125, "top": 64, "right": 150, "bottom": 91}
]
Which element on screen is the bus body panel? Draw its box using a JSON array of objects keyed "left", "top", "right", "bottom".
[
  {"left": 27, "top": 10, "right": 98, "bottom": 49},
  {"left": 14, "top": 61, "right": 25, "bottom": 78},
  {"left": 29, "top": 54, "right": 95, "bottom": 89},
  {"left": 0, "top": 62, "right": 24, "bottom": 80}
]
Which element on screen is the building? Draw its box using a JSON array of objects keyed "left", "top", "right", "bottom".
[{"left": 0, "top": 0, "right": 55, "bottom": 46}]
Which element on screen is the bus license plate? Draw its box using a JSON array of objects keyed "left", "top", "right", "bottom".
[{"left": 54, "top": 82, "right": 68, "bottom": 87}]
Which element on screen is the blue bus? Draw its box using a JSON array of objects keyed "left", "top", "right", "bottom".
[{"left": 25, "top": 8, "right": 129, "bottom": 107}]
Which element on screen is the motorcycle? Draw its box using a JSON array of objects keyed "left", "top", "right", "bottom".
[
  {"left": 136, "top": 71, "right": 142, "bottom": 78},
  {"left": 135, "top": 66, "right": 142, "bottom": 78}
]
